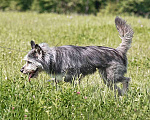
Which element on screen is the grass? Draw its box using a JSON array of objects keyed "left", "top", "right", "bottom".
[{"left": 0, "top": 12, "right": 150, "bottom": 120}]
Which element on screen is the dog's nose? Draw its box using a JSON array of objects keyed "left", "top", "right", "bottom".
[{"left": 20, "top": 68, "right": 24, "bottom": 73}]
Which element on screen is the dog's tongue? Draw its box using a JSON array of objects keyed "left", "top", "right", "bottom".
[{"left": 28, "top": 73, "right": 33, "bottom": 82}]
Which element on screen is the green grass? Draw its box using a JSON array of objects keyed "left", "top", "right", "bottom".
[{"left": 0, "top": 12, "right": 150, "bottom": 120}]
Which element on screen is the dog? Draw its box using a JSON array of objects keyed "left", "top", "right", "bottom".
[{"left": 20, "top": 17, "right": 134, "bottom": 95}]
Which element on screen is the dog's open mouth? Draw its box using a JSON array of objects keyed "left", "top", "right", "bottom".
[{"left": 28, "top": 69, "right": 38, "bottom": 82}]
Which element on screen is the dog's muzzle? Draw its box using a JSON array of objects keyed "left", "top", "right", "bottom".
[{"left": 20, "top": 67, "right": 24, "bottom": 73}]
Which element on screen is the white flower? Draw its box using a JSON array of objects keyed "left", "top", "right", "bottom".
[{"left": 25, "top": 109, "right": 28, "bottom": 112}]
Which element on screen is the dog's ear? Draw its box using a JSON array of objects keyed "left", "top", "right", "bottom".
[
  {"left": 35, "top": 44, "right": 43, "bottom": 54},
  {"left": 31, "top": 40, "right": 35, "bottom": 49}
]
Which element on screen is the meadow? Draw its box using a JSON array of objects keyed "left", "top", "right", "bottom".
[{"left": 0, "top": 12, "right": 149, "bottom": 120}]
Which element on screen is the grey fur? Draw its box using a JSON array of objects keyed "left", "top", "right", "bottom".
[{"left": 20, "top": 17, "right": 134, "bottom": 96}]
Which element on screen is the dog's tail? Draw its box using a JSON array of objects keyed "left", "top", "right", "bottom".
[{"left": 115, "top": 17, "right": 134, "bottom": 54}]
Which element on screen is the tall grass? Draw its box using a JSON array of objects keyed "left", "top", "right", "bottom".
[{"left": 0, "top": 12, "right": 150, "bottom": 119}]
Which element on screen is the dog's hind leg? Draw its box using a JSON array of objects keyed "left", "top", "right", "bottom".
[
  {"left": 109, "top": 83, "right": 122, "bottom": 96},
  {"left": 99, "top": 64, "right": 130, "bottom": 96},
  {"left": 99, "top": 68, "right": 122, "bottom": 96},
  {"left": 104, "top": 79, "right": 122, "bottom": 96},
  {"left": 114, "top": 76, "right": 130, "bottom": 95}
]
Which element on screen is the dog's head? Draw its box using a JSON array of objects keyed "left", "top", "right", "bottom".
[{"left": 20, "top": 41, "right": 45, "bottom": 81}]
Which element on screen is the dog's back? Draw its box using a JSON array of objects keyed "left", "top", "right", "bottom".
[{"left": 53, "top": 45, "right": 126, "bottom": 76}]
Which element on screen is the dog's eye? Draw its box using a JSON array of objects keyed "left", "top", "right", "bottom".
[{"left": 27, "top": 61, "right": 32, "bottom": 64}]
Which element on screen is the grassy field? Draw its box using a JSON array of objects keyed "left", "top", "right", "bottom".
[{"left": 0, "top": 12, "right": 150, "bottom": 120}]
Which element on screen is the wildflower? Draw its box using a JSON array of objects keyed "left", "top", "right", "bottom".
[
  {"left": 84, "top": 96, "right": 87, "bottom": 99},
  {"left": 25, "top": 109, "right": 28, "bottom": 112},
  {"left": 33, "top": 95, "right": 35, "bottom": 99},
  {"left": 77, "top": 92, "right": 80, "bottom": 94},
  {"left": 12, "top": 107, "right": 15, "bottom": 110},
  {"left": 138, "top": 19, "right": 141, "bottom": 23},
  {"left": 70, "top": 16, "right": 73, "bottom": 19},
  {"left": 24, "top": 115, "right": 27, "bottom": 117}
]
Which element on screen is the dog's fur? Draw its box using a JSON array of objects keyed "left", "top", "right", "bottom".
[{"left": 20, "top": 17, "right": 134, "bottom": 95}]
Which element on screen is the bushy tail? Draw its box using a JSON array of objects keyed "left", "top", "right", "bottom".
[{"left": 115, "top": 17, "right": 134, "bottom": 54}]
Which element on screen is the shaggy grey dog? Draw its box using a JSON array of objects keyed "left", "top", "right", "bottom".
[{"left": 20, "top": 17, "right": 134, "bottom": 95}]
